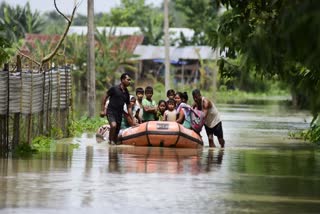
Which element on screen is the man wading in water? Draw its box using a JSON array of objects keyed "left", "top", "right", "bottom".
[
  {"left": 192, "top": 89, "right": 225, "bottom": 148},
  {"left": 100, "top": 73, "right": 135, "bottom": 145}
]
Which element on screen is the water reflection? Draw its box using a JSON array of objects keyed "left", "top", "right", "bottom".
[
  {"left": 1, "top": 100, "right": 319, "bottom": 213},
  {"left": 107, "top": 146, "right": 224, "bottom": 174}
]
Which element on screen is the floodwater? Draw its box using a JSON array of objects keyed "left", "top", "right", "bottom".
[{"left": 1, "top": 99, "right": 320, "bottom": 213}]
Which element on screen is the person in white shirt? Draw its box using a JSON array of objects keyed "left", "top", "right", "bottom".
[
  {"left": 164, "top": 99, "right": 177, "bottom": 121},
  {"left": 192, "top": 89, "right": 225, "bottom": 148}
]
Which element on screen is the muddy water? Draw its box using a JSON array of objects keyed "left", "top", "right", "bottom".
[{"left": 1, "top": 101, "right": 320, "bottom": 213}]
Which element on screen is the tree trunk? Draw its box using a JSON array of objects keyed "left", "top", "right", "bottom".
[
  {"left": 87, "top": 0, "right": 96, "bottom": 118},
  {"left": 164, "top": 0, "right": 170, "bottom": 92}
]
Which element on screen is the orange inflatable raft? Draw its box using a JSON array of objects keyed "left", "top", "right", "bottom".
[{"left": 118, "top": 121, "right": 203, "bottom": 148}]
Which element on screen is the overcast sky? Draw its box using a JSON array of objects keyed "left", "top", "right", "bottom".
[{"left": 0, "top": 0, "right": 162, "bottom": 15}]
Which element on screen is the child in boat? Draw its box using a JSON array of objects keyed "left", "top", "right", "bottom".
[
  {"left": 164, "top": 98, "right": 177, "bottom": 121},
  {"left": 135, "top": 87, "right": 144, "bottom": 123},
  {"left": 166, "top": 89, "right": 175, "bottom": 101},
  {"left": 156, "top": 100, "right": 167, "bottom": 121},
  {"left": 175, "top": 92, "right": 192, "bottom": 129},
  {"left": 142, "top": 86, "right": 157, "bottom": 121},
  {"left": 121, "top": 95, "right": 140, "bottom": 129}
]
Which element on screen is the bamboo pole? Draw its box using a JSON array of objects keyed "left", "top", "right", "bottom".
[
  {"left": 27, "top": 61, "right": 34, "bottom": 145},
  {"left": 5, "top": 63, "right": 9, "bottom": 152},
  {"left": 12, "top": 57, "right": 21, "bottom": 148}
]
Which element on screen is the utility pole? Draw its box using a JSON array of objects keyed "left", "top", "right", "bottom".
[
  {"left": 164, "top": 0, "right": 170, "bottom": 92},
  {"left": 87, "top": 0, "right": 96, "bottom": 118}
]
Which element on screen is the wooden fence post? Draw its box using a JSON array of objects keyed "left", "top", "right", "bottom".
[{"left": 12, "top": 57, "right": 21, "bottom": 148}]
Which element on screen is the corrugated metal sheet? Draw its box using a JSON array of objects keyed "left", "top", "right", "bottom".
[
  {"left": 0, "top": 69, "right": 72, "bottom": 115},
  {"left": 133, "top": 45, "right": 219, "bottom": 60},
  {"left": 133, "top": 45, "right": 175, "bottom": 60},
  {"left": 172, "top": 46, "right": 216, "bottom": 60},
  {"left": 68, "top": 26, "right": 194, "bottom": 41}
]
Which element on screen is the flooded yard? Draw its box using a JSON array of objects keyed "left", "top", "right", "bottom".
[{"left": 1, "top": 100, "right": 320, "bottom": 213}]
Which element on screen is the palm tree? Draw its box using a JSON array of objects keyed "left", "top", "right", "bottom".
[
  {"left": 0, "top": 2, "right": 44, "bottom": 42},
  {"left": 95, "top": 28, "right": 137, "bottom": 89}
]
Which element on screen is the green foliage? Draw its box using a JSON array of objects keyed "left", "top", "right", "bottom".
[
  {"left": 109, "top": 0, "right": 152, "bottom": 26},
  {"left": 95, "top": 29, "right": 137, "bottom": 89},
  {"left": 214, "top": 0, "right": 320, "bottom": 140},
  {"left": 49, "top": 127, "right": 63, "bottom": 139},
  {"left": 32, "top": 136, "right": 54, "bottom": 152},
  {"left": 13, "top": 135, "right": 80, "bottom": 156},
  {"left": 290, "top": 117, "right": 320, "bottom": 145},
  {"left": 65, "top": 34, "right": 87, "bottom": 70},
  {"left": 218, "top": 56, "right": 287, "bottom": 93},
  {"left": 12, "top": 143, "right": 36, "bottom": 157},
  {"left": 4, "top": 39, "right": 23, "bottom": 63},
  {"left": 101, "top": 0, "right": 164, "bottom": 45},
  {"left": 0, "top": 2, "right": 44, "bottom": 42},
  {"left": 173, "top": 0, "right": 219, "bottom": 45},
  {"left": 69, "top": 116, "right": 106, "bottom": 137},
  {"left": 0, "top": 24, "right": 10, "bottom": 65},
  {"left": 42, "top": 11, "right": 65, "bottom": 34},
  {"left": 139, "top": 13, "right": 164, "bottom": 45},
  {"left": 25, "top": 36, "right": 63, "bottom": 61}
]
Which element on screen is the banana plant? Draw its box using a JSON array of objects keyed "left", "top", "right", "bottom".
[{"left": 95, "top": 28, "right": 137, "bottom": 89}]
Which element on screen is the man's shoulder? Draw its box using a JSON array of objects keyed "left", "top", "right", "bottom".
[{"left": 108, "top": 85, "right": 117, "bottom": 91}]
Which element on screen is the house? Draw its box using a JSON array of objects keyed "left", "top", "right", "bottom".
[
  {"left": 20, "top": 34, "right": 62, "bottom": 61},
  {"left": 133, "top": 45, "right": 220, "bottom": 85}
]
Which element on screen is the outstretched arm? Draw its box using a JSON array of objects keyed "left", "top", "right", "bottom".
[
  {"left": 100, "top": 94, "right": 109, "bottom": 117},
  {"left": 127, "top": 104, "right": 137, "bottom": 126}
]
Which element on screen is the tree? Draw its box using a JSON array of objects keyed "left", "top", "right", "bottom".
[
  {"left": 106, "top": 0, "right": 164, "bottom": 45},
  {"left": 95, "top": 29, "right": 137, "bottom": 89},
  {"left": 0, "top": 24, "right": 10, "bottom": 65},
  {"left": 87, "top": 0, "right": 96, "bottom": 118},
  {"left": 0, "top": 2, "right": 44, "bottom": 42},
  {"left": 173, "top": 0, "right": 219, "bottom": 45},
  {"left": 42, "top": 11, "right": 67, "bottom": 34},
  {"left": 18, "top": 0, "right": 79, "bottom": 69},
  {"left": 214, "top": 0, "right": 320, "bottom": 139},
  {"left": 109, "top": 0, "right": 149, "bottom": 26}
]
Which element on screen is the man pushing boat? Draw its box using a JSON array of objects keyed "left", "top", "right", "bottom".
[{"left": 100, "top": 73, "right": 135, "bottom": 145}]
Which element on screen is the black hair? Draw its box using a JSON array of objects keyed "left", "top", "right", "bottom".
[
  {"left": 175, "top": 92, "right": 183, "bottom": 98},
  {"left": 120, "top": 72, "right": 130, "bottom": 80},
  {"left": 135, "top": 87, "right": 144, "bottom": 94},
  {"left": 145, "top": 86, "right": 153, "bottom": 93},
  {"left": 182, "top": 92, "right": 188, "bottom": 102},
  {"left": 175, "top": 91, "right": 188, "bottom": 102},
  {"left": 166, "top": 89, "right": 175, "bottom": 97},
  {"left": 158, "top": 99, "right": 166, "bottom": 106},
  {"left": 192, "top": 89, "right": 201, "bottom": 97},
  {"left": 167, "top": 98, "right": 175, "bottom": 105}
]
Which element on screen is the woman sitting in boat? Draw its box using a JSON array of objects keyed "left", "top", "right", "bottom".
[{"left": 175, "top": 92, "right": 192, "bottom": 129}]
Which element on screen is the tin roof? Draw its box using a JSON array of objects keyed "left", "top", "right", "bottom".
[
  {"left": 20, "top": 34, "right": 62, "bottom": 55},
  {"left": 68, "top": 26, "right": 195, "bottom": 42},
  {"left": 117, "top": 35, "right": 144, "bottom": 53},
  {"left": 133, "top": 45, "right": 219, "bottom": 60}
]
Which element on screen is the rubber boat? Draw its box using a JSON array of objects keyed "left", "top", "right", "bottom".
[
  {"left": 118, "top": 121, "right": 203, "bottom": 148},
  {"left": 109, "top": 146, "right": 202, "bottom": 173}
]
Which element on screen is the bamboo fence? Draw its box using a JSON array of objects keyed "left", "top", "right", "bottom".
[{"left": 0, "top": 63, "right": 72, "bottom": 153}]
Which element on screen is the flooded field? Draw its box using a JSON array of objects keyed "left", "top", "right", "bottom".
[{"left": 1, "top": 100, "right": 320, "bottom": 213}]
